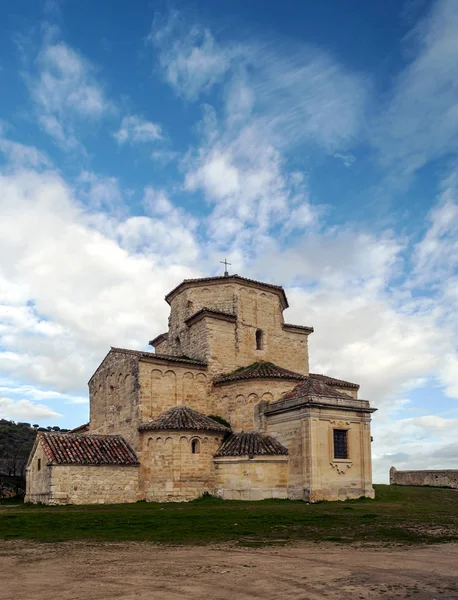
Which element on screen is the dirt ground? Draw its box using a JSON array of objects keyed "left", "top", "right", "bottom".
[{"left": 1, "top": 541, "right": 458, "bottom": 600}]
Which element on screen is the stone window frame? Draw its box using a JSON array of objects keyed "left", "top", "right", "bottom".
[
  {"left": 191, "top": 438, "right": 201, "bottom": 454},
  {"left": 255, "top": 328, "right": 264, "bottom": 351},
  {"left": 333, "top": 428, "right": 349, "bottom": 460}
]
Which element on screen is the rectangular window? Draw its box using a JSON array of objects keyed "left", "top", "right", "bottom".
[
  {"left": 37, "top": 458, "right": 41, "bottom": 471},
  {"left": 333, "top": 429, "right": 348, "bottom": 459}
]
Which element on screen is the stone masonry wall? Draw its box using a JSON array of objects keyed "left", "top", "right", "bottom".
[
  {"left": 212, "top": 379, "right": 298, "bottom": 431},
  {"left": 214, "top": 456, "right": 289, "bottom": 500},
  {"left": 162, "top": 281, "right": 311, "bottom": 377},
  {"left": 49, "top": 465, "right": 138, "bottom": 505},
  {"left": 89, "top": 351, "right": 140, "bottom": 451},
  {"left": 137, "top": 360, "right": 210, "bottom": 421},
  {"left": 390, "top": 467, "right": 458, "bottom": 489},
  {"left": 140, "top": 431, "right": 223, "bottom": 501},
  {"left": 267, "top": 406, "right": 374, "bottom": 502},
  {"left": 25, "top": 443, "right": 52, "bottom": 504}
]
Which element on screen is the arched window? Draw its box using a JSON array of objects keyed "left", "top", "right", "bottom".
[
  {"left": 255, "top": 329, "right": 264, "bottom": 350},
  {"left": 187, "top": 300, "right": 194, "bottom": 313},
  {"left": 191, "top": 439, "right": 201, "bottom": 454}
]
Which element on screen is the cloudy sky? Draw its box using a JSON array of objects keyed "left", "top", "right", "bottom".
[{"left": 1, "top": 0, "right": 457, "bottom": 482}]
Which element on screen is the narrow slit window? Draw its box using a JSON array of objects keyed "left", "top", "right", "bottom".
[
  {"left": 37, "top": 458, "right": 41, "bottom": 471},
  {"left": 191, "top": 439, "right": 200, "bottom": 454},
  {"left": 255, "top": 329, "right": 264, "bottom": 350},
  {"left": 175, "top": 336, "right": 182, "bottom": 353},
  {"left": 333, "top": 429, "right": 348, "bottom": 459}
]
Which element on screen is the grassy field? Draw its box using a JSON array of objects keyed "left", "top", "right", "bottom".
[{"left": 1, "top": 485, "right": 457, "bottom": 546}]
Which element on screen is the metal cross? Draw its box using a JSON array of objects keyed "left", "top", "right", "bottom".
[{"left": 220, "top": 258, "right": 231, "bottom": 277}]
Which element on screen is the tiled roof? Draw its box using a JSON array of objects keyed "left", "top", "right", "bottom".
[
  {"left": 139, "top": 406, "right": 230, "bottom": 432},
  {"left": 165, "top": 275, "right": 289, "bottom": 309},
  {"left": 66, "top": 423, "right": 89, "bottom": 434},
  {"left": 110, "top": 347, "right": 207, "bottom": 367},
  {"left": 214, "top": 361, "right": 305, "bottom": 385},
  {"left": 264, "top": 378, "right": 359, "bottom": 416},
  {"left": 309, "top": 373, "right": 359, "bottom": 390},
  {"left": 277, "top": 377, "right": 355, "bottom": 402},
  {"left": 38, "top": 433, "right": 138, "bottom": 466},
  {"left": 215, "top": 432, "right": 288, "bottom": 457}
]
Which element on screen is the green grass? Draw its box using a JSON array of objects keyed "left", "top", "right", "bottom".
[{"left": 1, "top": 485, "right": 457, "bottom": 546}]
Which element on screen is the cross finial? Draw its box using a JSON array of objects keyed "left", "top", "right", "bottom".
[{"left": 220, "top": 258, "right": 231, "bottom": 277}]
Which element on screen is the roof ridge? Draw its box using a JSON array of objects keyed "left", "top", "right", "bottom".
[
  {"left": 215, "top": 431, "right": 288, "bottom": 457},
  {"left": 309, "top": 373, "right": 360, "bottom": 390},
  {"left": 139, "top": 405, "right": 230, "bottom": 432},
  {"left": 214, "top": 361, "right": 305, "bottom": 385}
]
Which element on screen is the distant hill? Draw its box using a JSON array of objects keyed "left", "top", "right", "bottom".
[{"left": 0, "top": 420, "right": 68, "bottom": 498}]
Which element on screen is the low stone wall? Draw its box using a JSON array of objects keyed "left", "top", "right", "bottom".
[
  {"left": 390, "top": 467, "right": 458, "bottom": 489},
  {"left": 214, "top": 455, "right": 288, "bottom": 500},
  {"left": 27, "top": 464, "right": 139, "bottom": 505}
]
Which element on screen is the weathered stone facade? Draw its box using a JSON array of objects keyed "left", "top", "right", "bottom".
[
  {"left": 214, "top": 456, "right": 289, "bottom": 500},
  {"left": 25, "top": 435, "right": 139, "bottom": 505},
  {"left": 26, "top": 274, "right": 376, "bottom": 504},
  {"left": 140, "top": 431, "right": 224, "bottom": 502},
  {"left": 390, "top": 467, "right": 458, "bottom": 489}
]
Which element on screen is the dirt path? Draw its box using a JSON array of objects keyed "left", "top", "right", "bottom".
[{"left": 1, "top": 540, "right": 457, "bottom": 600}]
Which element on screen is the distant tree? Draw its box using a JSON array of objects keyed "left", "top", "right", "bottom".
[
  {"left": 52, "top": 426, "right": 61, "bottom": 432},
  {"left": 32, "top": 424, "right": 39, "bottom": 429},
  {"left": 0, "top": 420, "right": 37, "bottom": 498},
  {"left": 37, "top": 427, "right": 47, "bottom": 432},
  {"left": 46, "top": 426, "right": 53, "bottom": 431}
]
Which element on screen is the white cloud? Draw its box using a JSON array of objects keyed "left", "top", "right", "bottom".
[
  {"left": 27, "top": 34, "right": 113, "bottom": 150},
  {"left": 374, "top": 0, "right": 458, "bottom": 177},
  {"left": 413, "top": 172, "right": 458, "bottom": 284},
  {"left": 114, "top": 115, "right": 162, "bottom": 145},
  {"left": 151, "top": 14, "right": 369, "bottom": 152},
  {"left": 0, "top": 124, "right": 52, "bottom": 169},
  {"left": 0, "top": 381, "right": 87, "bottom": 405},
  {"left": 36, "top": 42, "right": 109, "bottom": 117},
  {"left": 0, "top": 166, "right": 200, "bottom": 394},
  {"left": 149, "top": 14, "right": 236, "bottom": 99},
  {"left": 372, "top": 414, "right": 458, "bottom": 482},
  {"left": 0, "top": 397, "right": 62, "bottom": 421}
]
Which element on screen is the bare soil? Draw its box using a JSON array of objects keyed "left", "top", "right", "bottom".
[{"left": 1, "top": 541, "right": 458, "bottom": 600}]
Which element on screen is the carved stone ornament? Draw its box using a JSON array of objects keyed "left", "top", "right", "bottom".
[
  {"left": 330, "top": 461, "right": 352, "bottom": 475},
  {"left": 330, "top": 420, "right": 350, "bottom": 428}
]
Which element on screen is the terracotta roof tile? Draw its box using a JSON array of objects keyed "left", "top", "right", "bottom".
[
  {"left": 309, "top": 373, "right": 359, "bottom": 390},
  {"left": 214, "top": 361, "right": 305, "bottom": 385},
  {"left": 139, "top": 406, "right": 230, "bottom": 433},
  {"left": 39, "top": 433, "right": 138, "bottom": 466},
  {"left": 215, "top": 432, "right": 288, "bottom": 457},
  {"left": 277, "top": 377, "right": 355, "bottom": 402}
]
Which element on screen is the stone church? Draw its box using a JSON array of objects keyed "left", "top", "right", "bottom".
[{"left": 26, "top": 274, "right": 376, "bottom": 505}]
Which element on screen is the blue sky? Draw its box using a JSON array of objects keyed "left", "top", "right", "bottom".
[{"left": 0, "top": 0, "right": 457, "bottom": 482}]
